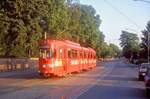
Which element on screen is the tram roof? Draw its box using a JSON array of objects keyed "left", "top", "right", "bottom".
[{"left": 40, "top": 39, "right": 95, "bottom": 52}]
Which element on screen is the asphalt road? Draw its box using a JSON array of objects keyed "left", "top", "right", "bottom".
[{"left": 0, "top": 59, "right": 148, "bottom": 99}]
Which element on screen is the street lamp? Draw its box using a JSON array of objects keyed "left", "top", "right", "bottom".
[{"left": 148, "top": 32, "right": 150, "bottom": 63}]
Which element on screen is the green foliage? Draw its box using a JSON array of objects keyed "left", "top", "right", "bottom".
[
  {"left": 66, "top": 1, "right": 81, "bottom": 41},
  {"left": 109, "top": 43, "right": 121, "bottom": 57},
  {"left": 140, "top": 21, "right": 150, "bottom": 59},
  {"left": 45, "top": 0, "right": 70, "bottom": 39},
  {"left": 100, "top": 42, "right": 120, "bottom": 58},
  {"left": 0, "top": 0, "right": 47, "bottom": 57},
  {"left": 120, "top": 30, "right": 140, "bottom": 59},
  {"left": 100, "top": 42, "right": 111, "bottom": 58},
  {"left": 0, "top": 0, "right": 108, "bottom": 58}
]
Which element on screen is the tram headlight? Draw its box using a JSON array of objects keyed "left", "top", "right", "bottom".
[
  {"left": 43, "top": 65, "right": 46, "bottom": 68},
  {"left": 47, "top": 64, "right": 53, "bottom": 67},
  {"left": 42, "top": 64, "right": 54, "bottom": 68},
  {"left": 50, "top": 64, "right": 54, "bottom": 67}
]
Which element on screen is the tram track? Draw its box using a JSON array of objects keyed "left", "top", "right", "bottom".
[
  {"left": 0, "top": 61, "right": 109, "bottom": 97},
  {"left": 61, "top": 62, "right": 115, "bottom": 99},
  {"left": 0, "top": 60, "right": 145, "bottom": 99}
]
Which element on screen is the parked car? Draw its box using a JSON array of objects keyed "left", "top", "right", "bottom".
[
  {"left": 145, "top": 66, "right": 150, "bottom": 96},
  {"left": 138, "top": 63, "right": 150, "bottom": 80}
]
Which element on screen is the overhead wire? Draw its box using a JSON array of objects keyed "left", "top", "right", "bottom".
[
  {"left": 134, "top": 0, "right": 150, "bottom": 4},
  {"left": 90, "top": 0, "right": 143, "bottom": 43},
  {"left": 103, "top": 0, "right": 142, "bottom": 29},
  {"left": 88, "top": 0, "right": 120, "bottom": 44}
]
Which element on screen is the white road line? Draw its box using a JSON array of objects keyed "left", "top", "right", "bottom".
[{"left": 72, "top": 64, "right": 115, "bottom": 99}]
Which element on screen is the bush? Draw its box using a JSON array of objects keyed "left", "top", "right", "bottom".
[{"left": 137, "top": 58, "right": 147, "bottom": 64}]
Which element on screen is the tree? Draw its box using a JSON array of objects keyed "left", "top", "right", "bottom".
[
  {"left": 120, "top": 30, "right": 140, "bottom": 61},
  {"left": 100, "top": 42, "right": 120, "bottom": 58},
  {"left": 109, "top": 43, "right": 121, "bottom": 57},
  {"left": 65, "top": 4, "right": 105, "bottom": 57},
  {"left": 45, "top": 0, "right": 70, "bottom": 40},
  {"left": 0, "top": 0, "right": 48, "bottom": 57},
  {"left": 66, "top": 0, "right": 81, "bottom": 41},
  {"left": 140, "top": 21, "right": 150, "bottom": 60},
  {"left": 0, "top": 0, "right": 105, "bottom": 58}
]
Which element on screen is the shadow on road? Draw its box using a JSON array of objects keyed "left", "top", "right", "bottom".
[
  {"left": 0, "top": 69, "right": 41, "bottom": 79},
  {"left": 77, "top": 85, "right": 148, "bottom": 99},
  {"left": 103, "top": 76, "right": 138, "bottom": 82}
]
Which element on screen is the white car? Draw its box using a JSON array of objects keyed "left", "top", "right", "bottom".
[
  {"left": 138, "top": 63, "right": 150, "bottom": 80},
  {"left": 145, "top": 66, "right": 150, "bottom": 96}
]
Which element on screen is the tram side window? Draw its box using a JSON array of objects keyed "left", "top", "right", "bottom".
[
  {"left": 54, "top": 49, "right": 56, "bottom": 58},
  {"left": 72, "top": 50, "right": 74, "bottom": 59},
  {"left": 74, "top": 50, "right": 77, "bottom": 59},
  {"left": 94, "top": 55, "right": 96, "bottom": 59},
  {"left": 55, "top": 49, "right": 58, "bottom": 58},
  {"left": 40, "top": 48, "right": 54, "bottom": 58},
  {"left": 68, "top": 49, "right": 77, "bottom": 59},
  {"left": 84, "top": 52, "right": 86, "bottom": 59},
  {"left": 85, "top": 53, "right": 87, "bottom": 59},
  {"left": 80, "top": 52, "right": 83, "bottom": 59},
  {"left": 68, "top": 49, "right": 72, "bottom": 58},
  {"left": 88, "top": 53, "right": 91, "bottom": 59},
  {"left": 77, "top": 51, "right": 80, "bottom": 58},
  {"left": 86, "top": 53, "right": 88, "bottom": 59},
  {"left": 77, "top": 51, "right": 79, "bottom": 58},
  {"left": 40, "top": 49, "right": 46, "bottom": 58},
  {"left": 59, "top": 49, "right": 63, "bottom": 59},
  {"left": 91, "top": 54, "right": 93, "bottom": 59},
  {"left": 91, "top": 54, "right": 92, "bottom": 59}
]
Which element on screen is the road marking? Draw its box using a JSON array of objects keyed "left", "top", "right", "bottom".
[{"left": 63, "top": 64, "right": 115, "bottom": 99}]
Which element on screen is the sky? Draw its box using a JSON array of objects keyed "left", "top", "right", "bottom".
[{"left": 80, "top": 0, "right": 150, "bottom": 48}]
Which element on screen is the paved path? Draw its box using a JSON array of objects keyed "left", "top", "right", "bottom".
[{"left": 0, "top": 60, "right": 148, "bottom": 99}]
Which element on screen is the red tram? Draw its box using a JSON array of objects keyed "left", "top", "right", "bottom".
[{"left": 39, "top": 39, "right": 96, "bottom": 77}]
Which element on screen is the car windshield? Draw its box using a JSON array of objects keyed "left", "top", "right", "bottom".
[
  {"left": 141, "top": 65, "right": 146, "bottom": 68},
  {"left": 40, "top": 48, "right": 54, "bottom": 59},
  {"left": 141, "top": 63, "right": 150, "bottom": 68}
]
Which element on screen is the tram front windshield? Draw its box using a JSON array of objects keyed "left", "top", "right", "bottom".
[{"left": 40, "top": 48, "right": 54, "bottom": 59}]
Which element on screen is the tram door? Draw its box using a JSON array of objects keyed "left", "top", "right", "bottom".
[
  {"left": 67, "top": 48, "right": 72, "bottom": 73},
  {"left": 80, "top": 51, "right": 83, "bottom": 71},
  {"left": 60, "top": 48, "right": 67, "bottom": 74},
  {"left": 63, "top": 48, "right": 68, "bottom": 73}
]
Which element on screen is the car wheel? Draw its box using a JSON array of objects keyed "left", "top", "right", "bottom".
[
  {"left": 146, "top": 88, "right": 150, "bottom": 97},
  {"left": 138, "top": 76, "right": 142, "bottom": 81}
]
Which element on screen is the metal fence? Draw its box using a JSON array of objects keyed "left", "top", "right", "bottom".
[{"left": 0, "top": 58, "right": 38, "bottom": 72}]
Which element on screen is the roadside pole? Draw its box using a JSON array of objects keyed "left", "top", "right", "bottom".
[{"left": 148, "top": 32, "right": 150, "bottom": 63}]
